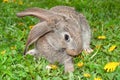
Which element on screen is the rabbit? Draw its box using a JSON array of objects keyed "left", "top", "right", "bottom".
[{"left": 17, "top": 6, "right": 93, "bottom": 72}]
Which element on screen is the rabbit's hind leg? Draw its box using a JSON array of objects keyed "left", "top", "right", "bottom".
[{"left": 26, "top": 49, "right": 39, "bottom": 56}]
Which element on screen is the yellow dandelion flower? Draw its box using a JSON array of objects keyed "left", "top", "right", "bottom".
[
  {"left": 77, "top": 62, "right": 84, "bottom": 68},
  {"left": 1, "top": 50, "right": 6, "bottom": 55},
  {"left": 94, "top": 77, "right": 102, "bottom": 80},
  {"left": 104, "top": 62, "right": 119, "bottom": 72},
  {"left": 50, "top": 64, "right": 58, "bottom": 70},
  {"left": 108, "top": 45, "right": 116, "bottom": 52},
  {"left": 97, "top": 36, "right": 106, "bottom": 40},
  {"left": 46, "top": 64, "right": 58, "bottom": 70},
  {"left": 10, "top": 46, "right": 16, "bottom": 50},
  {"left": 83, "top": 73, "right": 91, "bottom": 78},
  {"left": 3, "top": 0, "right": 9, "bottom": 3},
  {"left": 29, "top": 25, "right": 34, "bottom": 30},
  {"left": 18, "top": 1, "right": 23, "bottom": 5}
]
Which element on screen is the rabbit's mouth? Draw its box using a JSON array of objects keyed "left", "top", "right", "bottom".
[{"left": 66, "top": 49, "right": 80, "bottom": 56}]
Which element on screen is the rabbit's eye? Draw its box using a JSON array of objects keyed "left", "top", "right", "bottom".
[{"left": 64, "top": 34, "right": 70, "bottom": 42}]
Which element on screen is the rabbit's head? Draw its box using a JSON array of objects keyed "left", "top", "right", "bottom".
[{"left": 17, "top": 7, "right": 82, "bottom": 56}]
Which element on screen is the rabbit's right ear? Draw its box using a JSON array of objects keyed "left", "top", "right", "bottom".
[{"left": 24, "top": 21, "right": 53, "bottom": 55}]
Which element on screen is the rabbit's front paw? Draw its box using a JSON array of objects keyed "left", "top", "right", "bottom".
[{"left": 83, "top": 47, "right": 93, "bottom": 53}]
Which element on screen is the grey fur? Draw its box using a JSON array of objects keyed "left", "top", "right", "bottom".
[{"left": 17, "top": 6, "right": 93, "bottom": 72}]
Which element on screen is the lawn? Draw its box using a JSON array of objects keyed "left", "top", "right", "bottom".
[{"left": 0, "top": 0, "right": 120, "bottom": 80}]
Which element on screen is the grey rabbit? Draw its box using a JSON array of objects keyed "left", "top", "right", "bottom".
[{"left": 17, "top": 6, "right": 93, "bottom": 72}]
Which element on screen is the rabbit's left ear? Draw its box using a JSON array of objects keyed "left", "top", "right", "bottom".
[{"left": 17, "top": 7, "right": 56, "bottom": 22}]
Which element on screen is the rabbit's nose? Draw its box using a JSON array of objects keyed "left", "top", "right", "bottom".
[{"left": 66, "top": 49, "right": 79, "bottom": 56}]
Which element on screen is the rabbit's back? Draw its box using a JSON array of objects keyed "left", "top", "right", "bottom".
[
  {"left": 50, "top": 6, "right": 76, "bottom": 14},
  {"left": 51, "top": 6, "right": 80, "bottom": 19}
]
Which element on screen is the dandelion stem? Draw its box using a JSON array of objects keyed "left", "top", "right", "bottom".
[{"left": 90, "top": 49, "right": 99, "bottom": 59}]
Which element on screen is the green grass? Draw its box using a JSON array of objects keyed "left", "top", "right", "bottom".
[{"left": 0, "top": 0, "right": 120, "bottom": 80}]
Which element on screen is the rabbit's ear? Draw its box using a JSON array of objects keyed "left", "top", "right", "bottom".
[
  {"left": 24, "top": 21, "right": 53, "bottom": 55},
  {"left": 17, "top": 7, "right": 55, "bottom": 22}
]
